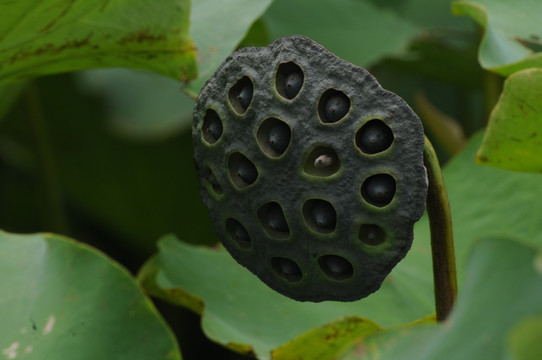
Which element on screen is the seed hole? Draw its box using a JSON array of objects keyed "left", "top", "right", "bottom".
[
  {"left": 225, "top": 219, "right": 251, "bottom": 249},
  {"left": 359, "top": 224, "right": 386, "bottom": 246},
  {"left": 318, "top": 255, "right": 353, "bottom": 280},
  {"left": 356, "top": 119, "right": 394, "bottom": 154},
  {"left": 361, "top": 174, "right": 396, "bottom": 207},
  {"left": 228, "top": 76, "right": 253, "bottom": 114},
  {"left": 257, "top": 118, "right": 291, "bottom": 157},
  {"left": 276, "top": 62, "right": 304, "bottom": 100},
  {"left": 258, "top": 202, "right": 290, "bottom": 239},
  {"left": 304, "top": 146, "right": 340, "bottom": 177},
  {"left": 318, "top": 89, "right": 350, "bottom": 123},
  {"left": 271, "top": 257, "right": 302, "bottom": 282},
  {"left": 228, "top": 152, "right": 258, "bottom": 188},
  {"left": 202, "top": 168, "right": 223, "bottom": 195},
  {"left": 303, "top": 199, "right": 337, "bottom": 234},
  {"left": 202, "top": 109, "right": 223, "bottom": 144}
]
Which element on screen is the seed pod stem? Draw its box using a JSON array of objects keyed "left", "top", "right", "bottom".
[{"left": 424, "top": 136, "right": 457, "bottom": 322}]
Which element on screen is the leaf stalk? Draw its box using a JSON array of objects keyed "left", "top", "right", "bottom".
[{"left": 424, "top": 136, "right": 457, "bottom": 321}]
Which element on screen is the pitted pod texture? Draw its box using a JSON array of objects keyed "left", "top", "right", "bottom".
[{"left": 192, "top": 35, "right": 427, "bottom": 302}]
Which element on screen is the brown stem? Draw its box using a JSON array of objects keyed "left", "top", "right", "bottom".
[{"left": 423, "top": 136, "right": 457, "bottom": 321}]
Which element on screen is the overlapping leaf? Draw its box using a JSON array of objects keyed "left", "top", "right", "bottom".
[
  {"left": 0, "top": 231, "right": 180, "bottom": 359},
  {"left": 453, "top": 0, "right": 542, "bottom": 75},
  {"left": 0, "top": 0, "right": 197, "bottom": 86},
  {"left": 476, "top": 68, "right": 542, "bottom": 173},
  {"left": 340, "top": 237, "right": 542, "bottom": 359},
  {"left": 262, "top": 0, "right": 420, "bottom": 68},
  {"left": 139, "top": 235, "right": 433, "bottom": 359},
  {"left": 183, "top": 0, "right": 273, "bottom": 97}
]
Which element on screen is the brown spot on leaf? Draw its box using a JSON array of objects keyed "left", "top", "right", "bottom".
[
  {"left": 119, "top": 30, "right": 166, "bottom": 45},
  {"left": 164, "top": 288, "right": 204, "bottom": 314},
  {"left": 518, "top": 104, "right": 529, "bottom": 116},
  {"left": 8, "top": 33, "right": 93, "bottom": 65},
  {"left": 40, "top": 0, "right": 76, "bottom": 33},
  {"left": 100, "top": 0, "right": 111, "bottom": 12}
]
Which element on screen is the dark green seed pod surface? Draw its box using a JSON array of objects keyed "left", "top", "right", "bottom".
[{"left": 193, "top": 35, "right": 427, "bottom": 302}]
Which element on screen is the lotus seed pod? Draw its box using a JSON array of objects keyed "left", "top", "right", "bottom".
[
  {"left": 193, "top": 35, "right": 427, "bottom": 302},
  {"left": 284, "top": 72, "right": 303, "bottom": 99}
]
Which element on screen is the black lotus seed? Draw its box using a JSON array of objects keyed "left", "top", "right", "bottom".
[
  {"left": 207, "top": 119, "right": 223, "bottom": 141},
  {"left": 357, "top": 120, "right": 393, "bottom": 154},
  {"left": 324, "top": 255, "right": 352, "bottom": 276},
  {"left": 272, "top": 257, "right": 302, "bottom": 282},
  {"left": 208, "top": 173, "right": 218, "bottom": 186},
  {"left": 360, "top": 224, "right": 386, "bottom": 246},
  {"left": 267, "top": 203, "right": 288, "bottom": 232},
  {"left": 237, "top": 157, "right": 258, "bottom": 185},
  {"left": 367, "top": 229, "right": 378, "bottom": 243},
  {"left": 284, "top": 72, "right": 303, "bottom": 99},
  {"left": 280, "top": 259, "right": 299, "bottom": 275},
  {"left": 233, "top": 223, "right": 249, "bottom": 243},
  {"left": 311, "top": 201, "right": 336, "bottom": 229},
  {"left": 268, "top": 122, "right": 290, "bottom": 154},
  {"left": 324, "top": 94, "right": 349, "bottom": 122},
  {"left": 363, "top": 174, "right": 396, "bottom": 207},
  {"left": 237, "top": 84, "right": 253, "bottom": 110}
]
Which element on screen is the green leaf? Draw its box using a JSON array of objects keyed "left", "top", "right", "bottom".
[
  {"left": 271, "top": 317, "right": 382, "bottom": 360},
  {"left": 0, "top": 0, "right": 197, "bottom": 86},
  {"left": 507, "top": 315, "right": 542, "bottom": 360},
  {"left": 0, "top": 230, "right": 180, "bottom": 359},
  {"left": 183, "top": 0, "right": 273, "bottom": 97},
  {"left": 476, "top": 68, "right": 542, "bottom": 173},
  {"left": 340, "top": 237, "right": 542, "bottom": 360},
  {"left": 77, "top": 68, "right": 194, "bottom": 140},
  {"left": 371, "top": 0, "right": 475, "bottom": 33},
  {"left": 415, "top": 92, "right": 467, "bottom": 156},
  {"left": 271, "top": 315, "right": 435, "bottom": 360},
  {"left": 140, "top": 132, "right": 542, "bottom": 358},
  {"left": 140, "top": 235, "right": 434, "bottom": 359},
  {"left": 452, "top": 0, "right": 542, "bottom": 75},
  {"left": 263, "top": 0, "right": 420, "bottom": 68}
]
